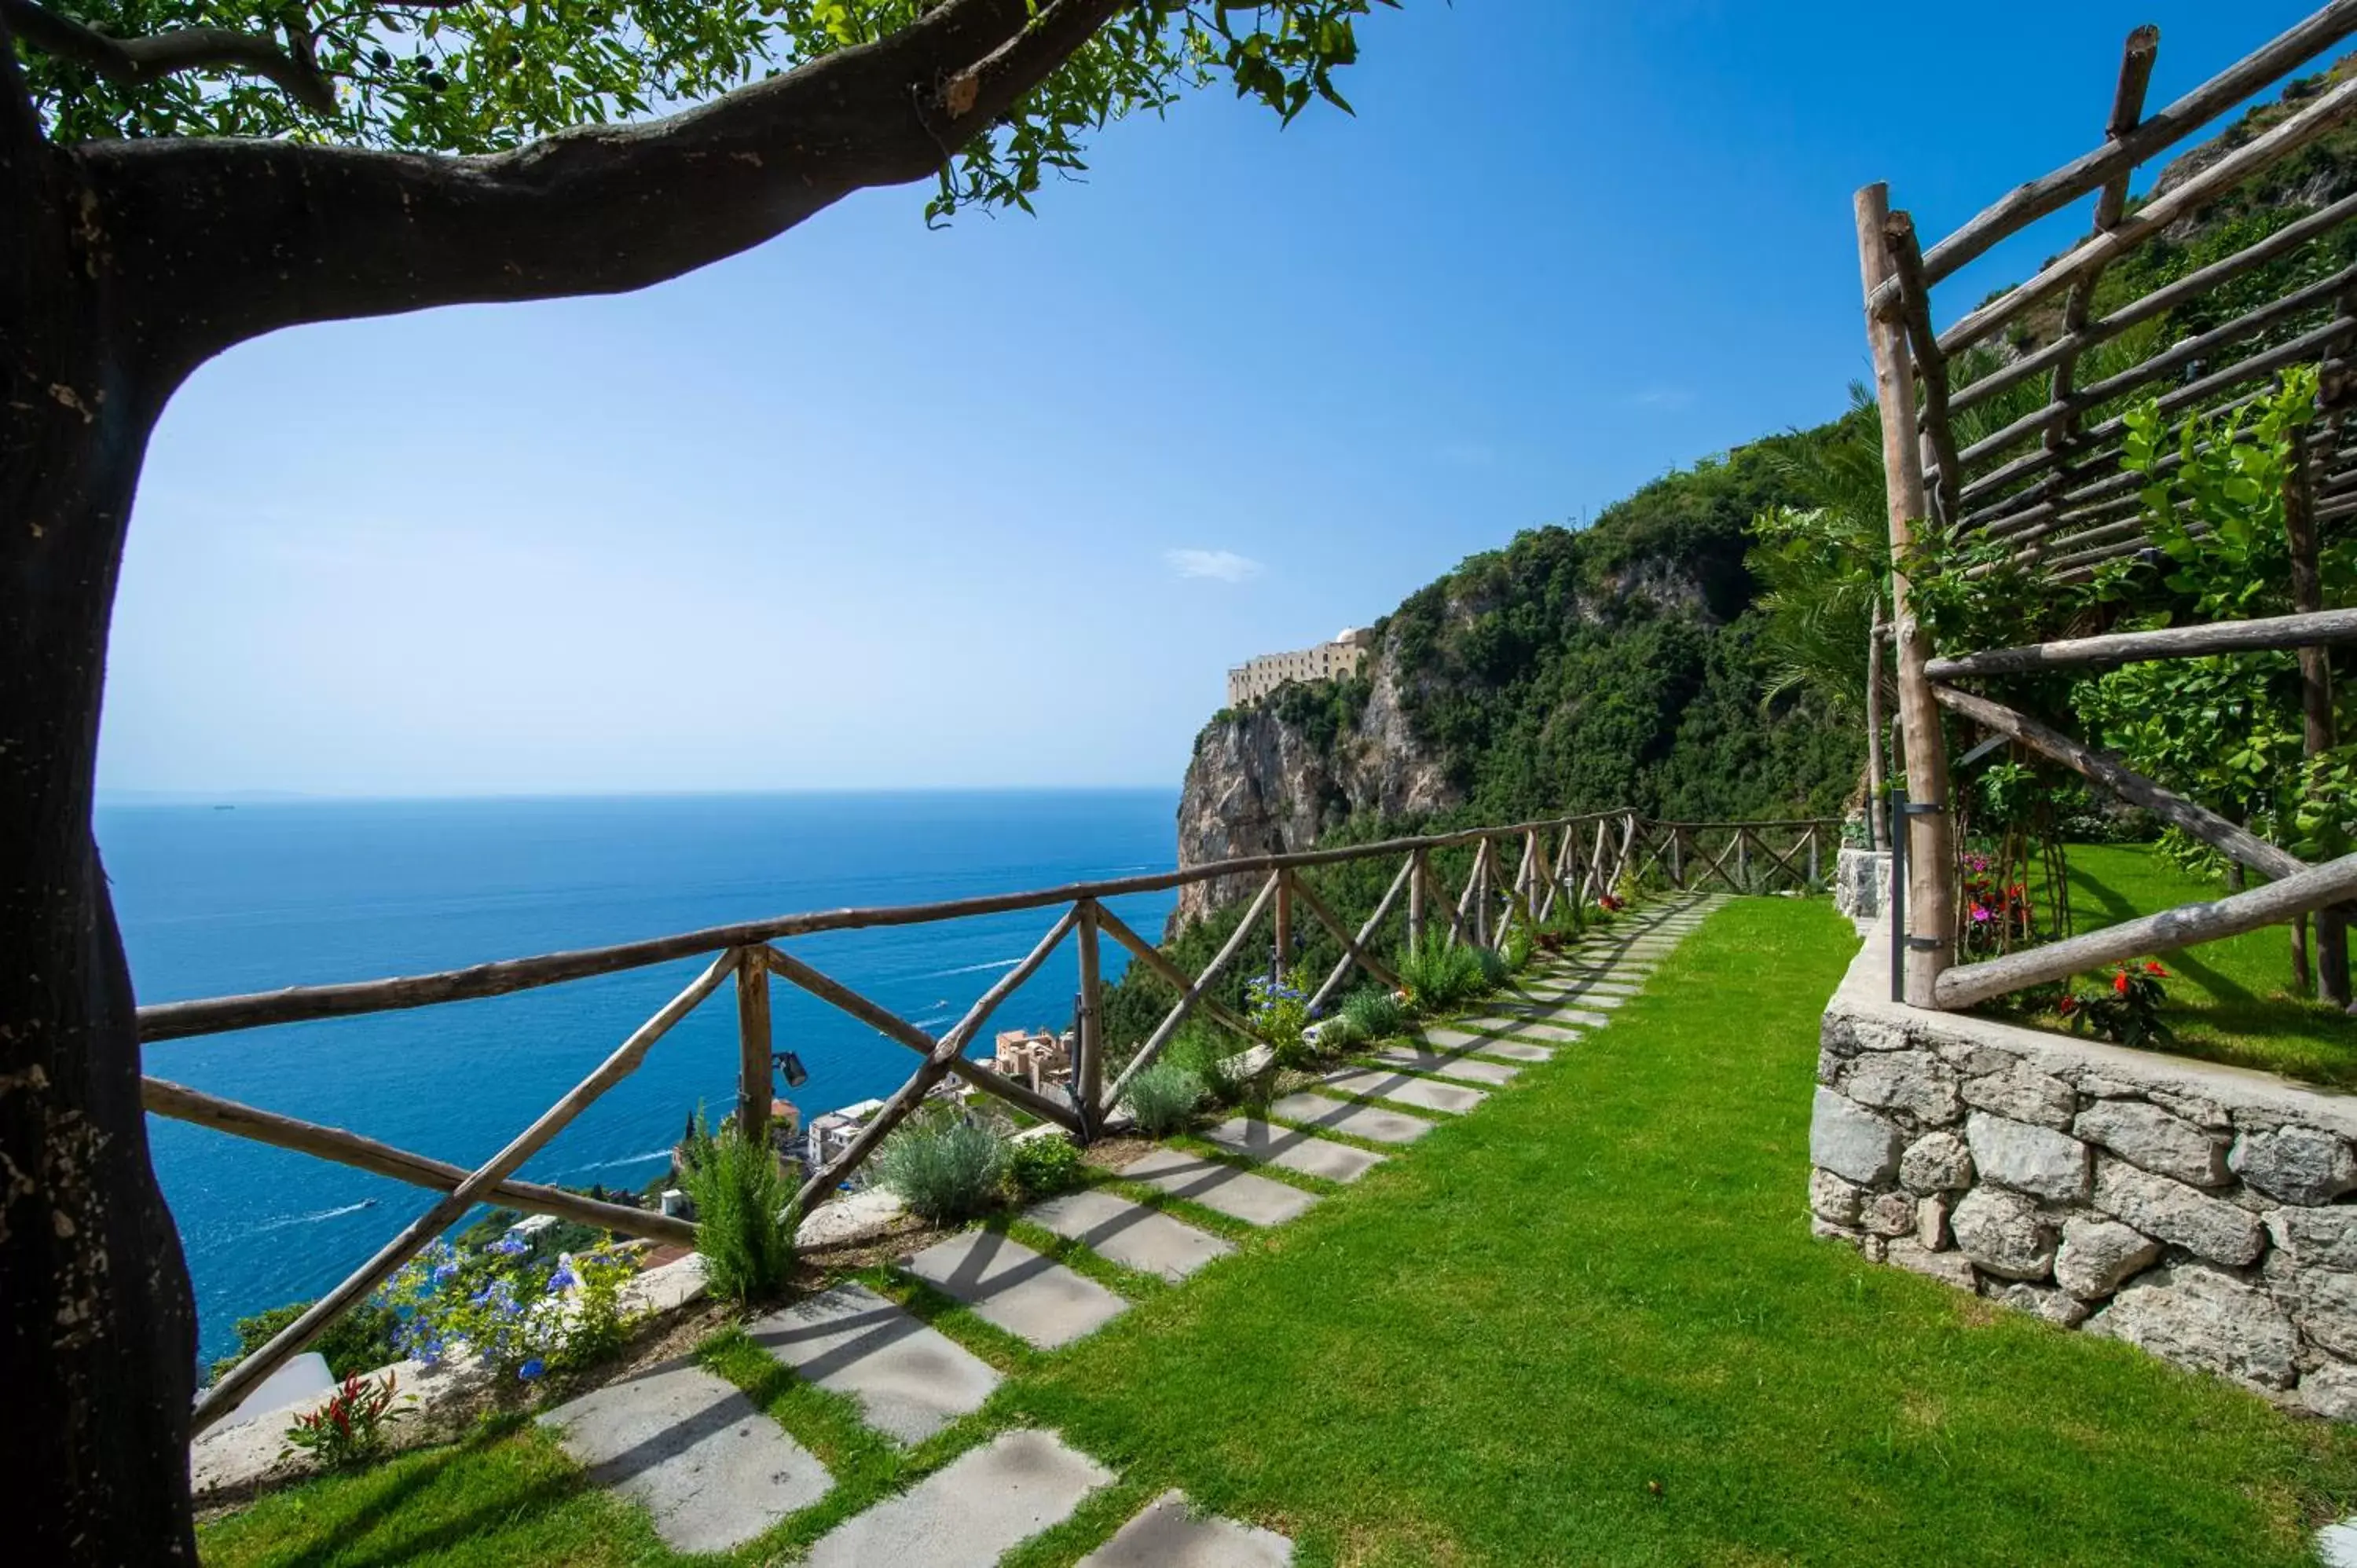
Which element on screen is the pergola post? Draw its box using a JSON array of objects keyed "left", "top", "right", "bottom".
[{"left": 1857, "top": 181, "right": 1956, "bottom": 1007}]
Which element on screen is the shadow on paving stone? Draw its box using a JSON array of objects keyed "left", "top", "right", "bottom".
[
  {"left": 747, "top": 1281, "right": 999, "bottom": 1445},
  {"left": 537, "top": 1357, "right": 830, "bottom": 1554}
]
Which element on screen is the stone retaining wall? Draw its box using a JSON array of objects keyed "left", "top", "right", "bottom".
[{"left": 1814, "top": 914, "right": 2357, "bottom": 1419}]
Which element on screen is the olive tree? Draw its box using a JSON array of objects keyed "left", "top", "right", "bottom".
[{"left": 0, "top": 2, "right": 1380, "bottom": 1556}]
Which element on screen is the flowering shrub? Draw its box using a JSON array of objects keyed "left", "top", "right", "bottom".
[
  {"left": 1007, "top": 1133, "right": 1087, "bottom": 1198},
  {"left": 2058, "top": 962, "right": 2175, "bottom": 1050},
  {"left": 1247, "top": 963, "right": 1313, "bottom": 1064},
  {"left": 281, "top": 1372, "right": 409, "bottom": 1471},
  {"left": 384, "top": 1235, "right": 638, "bottom": 1383},
  {"left": 1958, "top": 849, "right": 2037, "bottom": 961}
]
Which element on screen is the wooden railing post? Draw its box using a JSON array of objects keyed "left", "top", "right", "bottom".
[
  {"left": 1859, "top": 180, "right": 1957, "bottom": 1006},
  {"left": 1075, "top": 899, "right": 1104, "bottom": 1134},
  {"left": 1808, "top": 825, "right": 1823, "bottom": 888},
  {"left": 1272, "top": 869, "right": 1293, "bottom": 979},
  {"left": 1670, "top": 828, "right": 1684, "bottom": 888},
  {"left": 1407, "top": 847, "right": 1428, "bottom": 951},
  {"left": 1736, "top": 829, "right": 1752, "bottom": 893},
  {"left": 735, "top": 943, "right": 773, "bottom": 1145}
]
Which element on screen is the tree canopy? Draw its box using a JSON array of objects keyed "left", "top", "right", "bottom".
[{"left": 15, "top": 0, "right": 1378, "bottom": 222}]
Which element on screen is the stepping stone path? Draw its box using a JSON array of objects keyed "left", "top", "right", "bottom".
[
  {"left": 903, "top": 1229, "right": 1130, "bottom": 1350},
  {"left": 538, "top": 1359, "right": 831, "bottom": 1554},
  {"left": 805, "top": 1428, "right": 1113, "bottom": 1568},
  {"left": 749, "top": 1281, "right": 999, "bottom": 1444},
  {"left": 1024, "top": 1188, "right": 1235, "bottom": 1282},
  {"left": 1316, "top": 1066, "right": 1488, "bottom": 1116},
  {"left": 1202, "top": 1116, "right": 1388, "bottom": 1183},
  {"left": 1268, "top": 1090, "right": 1435, "bottom": 1144},
  {"left": 543, "top": 895, "right": 1720, "bottom": 1563},
  {"left": 1080, "top": 1489, "right": 1295, "bottom": 1567},
  {"left": 1123, "top": 1145, "right": 1322, "bottom": 1225}
]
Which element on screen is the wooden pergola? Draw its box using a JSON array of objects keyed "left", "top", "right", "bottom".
[{"left": 1860, "top": 2, "right": 2357, "bottom": 1012}]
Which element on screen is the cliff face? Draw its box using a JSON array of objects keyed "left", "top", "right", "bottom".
[{"left": 1168, "top": 641, "right": 1456, "bottom": 932}]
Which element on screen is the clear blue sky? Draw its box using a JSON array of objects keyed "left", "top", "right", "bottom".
[{"left": 97, "top": 2, "right": 2326, "bottom": 797}]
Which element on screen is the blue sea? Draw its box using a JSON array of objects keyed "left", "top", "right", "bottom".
[{"left": 100, "top": 790, "right": 1178, "bottom": 1368}]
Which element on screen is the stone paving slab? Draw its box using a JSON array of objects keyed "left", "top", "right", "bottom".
[
  {"left": 1468, "top": 1006, "right": 1607, "bottom": 1031},
  {"left": 1123, "top": 1145, "right": 1321, "bottom": 1225},
  {"left": 538, "top": 1359, "right": 830, "bottom": 1554},
  {"left": 748, "top": 1281, "right": 999, "bottom": 1445},
  {"left": 1368, "top": 1046, "right": 1521, "bottom": 1086},
  {"left": 805, "top": 1428, "right": 1113, "bottom": 1568},
  {"left": 1079, "top": 1489, "right": 1295, "bottom": 1567},
  {"left": 1468, "top": 1038, "right": 1556, "bottom": 1063},
  {"left": 1268, "top": 1091, "right": 1435, "bottom": 1144},
  {"left": 902, "top": 1229, "right": 1129, "bottom": 1350},
  {"left": 1467, "top": 1018, "right": 1588, "bottom": 1045},
  {"left": 1317, "top": 1067, "right": 1488, "bottom": 1116},
  {"left": 1201, "top": 1117, "right": 1388, "bottom": 1182},
  {"left": 1415, "top": 1024, "right": 1520, "bottom": 1051},
  {"left": 1024, "top": 1188, "right": 1235, "bottom": 1282}
]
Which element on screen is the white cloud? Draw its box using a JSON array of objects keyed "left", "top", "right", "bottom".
[{"left": 1164, "top": 548, "right": 1264, "bottom": 584}]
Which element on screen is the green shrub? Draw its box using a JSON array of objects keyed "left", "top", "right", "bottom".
[
  {"left": 677, "top": 1112, "right": 800, "bottom": 1304},
  {"left": 211, "top": 1297, "right": 405, "bottom": 1385},
  {"left": 384, "top": 1236, "right": 639, "bottom": 1379},
  {"left": 1503, "top": 928, "right": 1534, "bottom": 973},
  {"left": 1339, "top": 987, "right": 1407, "bottom": 1041},
  {"left": 1171, "top": 1024, "right": 1249, "bottom": 1105},
  {"left": 1313, "top": 1011, "right": 1369, "bottom": 1053},
  {"left": 872, "top": 1108, "right": 1010, "bottom": 1224},
  {"left": 281, "top": 1371, "right": 409, "bottom": 1471},
  {"left": 1475, "top": 945, "right": 1510, "bottom": 991},
  {"left": 1008, "top": 1134, "right": 1087, "bottom": 1198},
  {"left": 1124, "top": 1060, "right": 1204, "bottom": 1136},
  {"left": 1246, "top": 963, "right": 1313, "bottom": 1062},
  {"left": 1398, "top": 933, "right": 1487, "bottom": 1012}
]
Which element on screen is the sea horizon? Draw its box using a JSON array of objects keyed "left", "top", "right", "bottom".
[{"left": 104, "top": 788, "right": 1182, "bottom": 1367}]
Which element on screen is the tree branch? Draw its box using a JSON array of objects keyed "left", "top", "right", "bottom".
[
  {"left": 3, "top": 0, "right": 336, "bottom": 115},
  {"left": 80, "top": 0, "right": 1130, "bottom": 369}
]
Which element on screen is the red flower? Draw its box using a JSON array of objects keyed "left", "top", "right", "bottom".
[
  {"left": 2113, "top": 970, "right": 2131, "bottom": 995},
  {"left": 2058, "top": 995, "right": 2077, "bottom": 1015},
  {"left": 2144, "top": 962, "right": 2168, "bottom": 977}
]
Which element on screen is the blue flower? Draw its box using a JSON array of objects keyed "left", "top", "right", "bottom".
[
  {"left": 518, "top": 1358, "right": 545, "bottom": 1381},
  {"left": 491, "top": 1233, "right": 530, "bottom": 1257},
  {"left": 548, "top": 1264, "right": 579, "bottom": 1294}
]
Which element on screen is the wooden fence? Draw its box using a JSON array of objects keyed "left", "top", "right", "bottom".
[
  {"left": 1857, "top": 3, "right": 2357, "bottom": 1012},
  {"left": 152, "top": 807, "right": 1827, "bottom": 1431}
]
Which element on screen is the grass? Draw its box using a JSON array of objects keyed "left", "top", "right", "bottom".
[
  {"left": 200, "top": 897, "right": 2357, "bottom": 1566},
  {"left": 1997, "top": 842, "right": 2357, "bottom": 1087}
]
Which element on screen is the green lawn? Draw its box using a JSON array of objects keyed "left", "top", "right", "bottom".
[
  {"left": 2017, "top": 842, "right": 2357, "bottom": 1087},
  {"left": 203, "top": 899, "right": 2357, "bottom": 1566}
]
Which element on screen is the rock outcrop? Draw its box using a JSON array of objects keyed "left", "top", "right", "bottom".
[{"left": 1168, "top": 637, "right": 1457, "bottom": 932}]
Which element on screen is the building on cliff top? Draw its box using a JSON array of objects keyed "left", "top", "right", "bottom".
[{"left": 1226, "top": 626, "right": 1376, "bottom": 707}]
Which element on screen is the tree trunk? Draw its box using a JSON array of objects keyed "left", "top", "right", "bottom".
[{"left": 2, "top": 143, "right": 200, "bottom": 1563}]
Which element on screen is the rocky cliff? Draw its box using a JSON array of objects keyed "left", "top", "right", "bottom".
[{"left": 1168, "top": 640, "right": 1457, "bottom": 932}]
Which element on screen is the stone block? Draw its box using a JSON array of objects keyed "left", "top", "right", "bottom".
[
  {"left": 1078, "top": 1490, "right": 1294, "bottom": 1568},
  {"left": 1917, "top": 1193, "right": 1951, "bottom": 1251},
  {"left": 2301, "top": 1361, "right": 2357, "bottom": 1423},
  {"left": 1950, "top": 1188, "right": 2056, "bottom": 1282},
  {"left": 1885, "top": 1237, "right": 1978, "bottom": 1290},
  {"left": 2088, "top": 1263, "right": 2298, "bottom": 1393},
  {"left": 1809, "top": 1167, "right": 1864, "bottom": 1226},
  {"left": 1899, "top": 1131, "right": 1974, "bottom": 1194},
  {"left": 2266, "top": 1204, "right": 2357, "bottom": 1270},
  {"left": 1862, "top": 1190, "right": 1917, "bottom": 1238},
  {"left": 2231, "top": 1125, "right": 2357, "bottom": 1206},
  {"left": 2092, "top": 1159, "right": 2264, "bottom": 1266},
  {"left": 1960, "top": 1063, "right": 2077, "bottom": 1130},
  {"left": 1840, "top": 1050, "right": 1963, "bottom": 1127},
  {"left": 1988, "top": 1280, "right": 2091, "bottom": 1328},
  {"left": 2053, "top": 1217, "right": 2162, "bottom": 1301},
  {"left": 1967, "top": 1112, "right": 2091, "bottom": 1203},
  {"left": 805, "top": 1428, "right": 1113, "bottom": 1568},
  {"left": 1810, "top": 1087, "right": 1904, "bottom": 1185},
  {"left": 749, "top": 1283, "right": 999, "bottom": 1445},
  {"left": 2074, "top": 1099, "right": 2228, "bottom": 1188}
]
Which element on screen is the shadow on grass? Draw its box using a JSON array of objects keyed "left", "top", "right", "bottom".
[{"left": 2072, "top": 866, "right": 2253, "bottom": 1002}]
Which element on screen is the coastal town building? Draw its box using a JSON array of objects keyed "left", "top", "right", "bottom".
[
  {"left": 992, "top": 1027, "right": 1073, "bottom": 1093},
  {"left": 1226, "top": 626, "right": 1376, "bottom": 707}
]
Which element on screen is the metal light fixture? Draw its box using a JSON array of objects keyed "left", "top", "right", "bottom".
[{"left": 773, "top": 1050, "right": 809, "bottom": 1090}]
